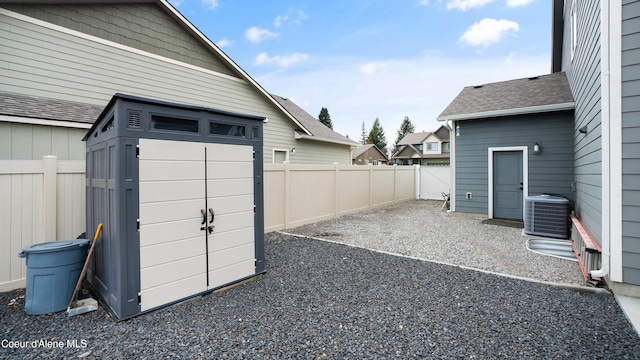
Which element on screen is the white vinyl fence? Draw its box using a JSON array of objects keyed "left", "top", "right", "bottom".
[
  {"left": 264, "top": 163, "right": 420, "bottom": 232},
  {"left": 1, "top": 160, "right": 434, "bottom": 292},
  {"left": 418, "top": 165, "right": 451, "bottom": 200},
  {"left": 0, "top": 156, "right": 85, "bottom": 292}
]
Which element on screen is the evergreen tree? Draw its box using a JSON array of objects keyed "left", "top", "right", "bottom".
[
  {"left": 360, "top": 121, "right": 368, "bottom": 144},
  {"left": 367, "top": 117, "right": 387, "bottom": 151},
  {"left": 318, "top": 107, "right": 333, "bottom": 129},
  {"left": 395, "top": 116, "right": 415, "bottom": 144}
]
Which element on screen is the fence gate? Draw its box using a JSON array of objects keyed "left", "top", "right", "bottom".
[{"left": 419, "top": 165, "right": 451, "bottom": 200}]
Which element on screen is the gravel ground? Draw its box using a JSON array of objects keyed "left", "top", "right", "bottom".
[
  {"left": 289, "top": 200, "right": 585, "bottom": 287},
  {"left": 2, "top": 200, "right": 640, "bottom": 358}
]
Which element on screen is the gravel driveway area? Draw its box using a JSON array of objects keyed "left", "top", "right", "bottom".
[
  {"left": 2, "top": 200, "right": 640, "bottom": 358},
  {"left": 288, "top": 200, "right": 585, "bottom": 287}
]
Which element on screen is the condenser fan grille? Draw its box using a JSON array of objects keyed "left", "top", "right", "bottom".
[{"left": 524, "top": 195, "right": 569, "bottom": 239}]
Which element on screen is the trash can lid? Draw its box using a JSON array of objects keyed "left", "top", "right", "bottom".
[{"left": 19, "top": 239, "right": 90, "bottom": 255}]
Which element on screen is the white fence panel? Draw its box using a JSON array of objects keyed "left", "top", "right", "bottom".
[
  {"left": 2, "top": 160, "right": 420, "bottom": 291},
  {"left": 419, "top": 165, "right": 451, "bottom": 200},
  {"left": 0, "top": 157, "right": 85, "bottom": 292}
]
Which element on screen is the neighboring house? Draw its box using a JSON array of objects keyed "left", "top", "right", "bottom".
[
  {"left": 438, "top": 0, "right": 640, "bottom": 296},
  {"left": 390, "top": 126, "right": 450, "bottom": 165},
  {"left": 0, "top": 0, "right": 353, "bottom": 164},
  {"left": 351, "top": 144, "right": 388, "bottom": 165},
  {"left": 270, "top": 94, "right": 357, "bottom": 163}
]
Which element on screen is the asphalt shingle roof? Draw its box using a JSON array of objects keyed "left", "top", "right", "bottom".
[
  {"left": 271, "top": 94, "right": 356, "bottom": 145},
  {"left": 0, "top": 91, "right": 103, "bottom": 124},
  {"left": 437, "top": 72, "right": 574, "bottom": 120}
]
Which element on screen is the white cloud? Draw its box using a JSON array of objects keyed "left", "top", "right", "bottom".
[
  {"left": 447, "top": 0, "right": 495, "bottom": 11},
  {"left": 245, "top": 26, "right": 278, "bottom": 43},
  {"left": 274, "top": 8, "right": 309, "bottom": 27},
  {"left": 216, "top": 38, "right": 233, "bottom": 48},
  {"left": 202, "top": 0, "right": 219, "bottom": 10},
  {"left": 256, "top": 53, "right": 549, "bottom": 143},
  {"left": 360, "top": 62, "right": 388, "bottom": 75},
  {"left": 168, "top": 0, "right": 183, "bottom": 7},
  {"left": 507, "top": 0, "right": 534, "bottom": 7},
  {"left": 460, "top": 18, "right": 519, "bottom": 47},
  {"left": 254, "top": 52, "right": 309, "bottom": 68},
  {"left": 273, "top": 14, "right": 289, "bottom": 28}
]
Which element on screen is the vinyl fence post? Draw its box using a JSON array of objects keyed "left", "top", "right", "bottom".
[
  {"left": 415, "top": 164, "right": 421, "bottom": 200},
  {"left": 42, "top": 155, "right": 58, "bottom": 241},
  {"left": 284, "top": 162, "right": 290, "bottom": 230}
]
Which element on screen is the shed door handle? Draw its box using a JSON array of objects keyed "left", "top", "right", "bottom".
[
  {"left": 201, "top": 209, "right": 206, "bottom": 225},
  {"left": 209, "top": 208, "right": 215, "bottom": 224}
]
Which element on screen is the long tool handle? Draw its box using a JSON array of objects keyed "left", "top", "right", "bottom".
[{"left": 68, "top": 223, "right": 103, "bottom": 309}]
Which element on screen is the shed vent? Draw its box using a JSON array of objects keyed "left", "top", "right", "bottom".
[
  {"left": 127, "top": 111, "right": 141, "bottom": 128},
  {"left": 524, "top": 195, "right": 569, "bottom": 239}
]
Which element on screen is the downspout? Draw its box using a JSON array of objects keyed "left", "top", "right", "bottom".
[
  {"left": 446, "top": 119, "right": 455, "bottom": 212},
  {"left": 590, "top": 0, "right": 621, "bottom": 280}
]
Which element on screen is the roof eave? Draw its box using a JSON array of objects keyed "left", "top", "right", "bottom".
[
  {"left": 436, "top": 102, "right": 575, "bottom": 122},
  {"left": 294, "top": 132, "right": 358, "bottom": 148},
  {"left": 0, "top": 114, "right": 92, "bottom": 129},
  {"left": 157, "top": 0, "right": 313, "bottom": 136}
]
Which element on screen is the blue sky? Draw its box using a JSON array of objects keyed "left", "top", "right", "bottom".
[{"left": 170, "top": 0, "right": 552, "bottom": 145}]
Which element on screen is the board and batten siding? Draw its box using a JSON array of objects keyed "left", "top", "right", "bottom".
[
  {"left": 621, "top": 0, "right": 640, "bottom": 285},
  {"left": 562, "top": 0, "right": 603, "bottom": 244},
  {"left": 0, "top": 123, "right": 87, "bottom": 160},
  {"left": 454, "top": 112, "right": 574, "bottom": 215},
  {"left": 1, "top": 3, "right": 237, "bottom": 77}
]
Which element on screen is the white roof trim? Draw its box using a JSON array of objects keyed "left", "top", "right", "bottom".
[
  {"left": 436, "top": 102, "right": 575, "bottom": 121},
  {"left": 0, "top": 115, "right": 92, "bottom": 129},
  {"left": 294, "top": 132, "right": 358, "bottom": 147},
  {"left": 1, "top": 3, "right": 313, "bottom": 136},
  {"left": 158, "top": 0, "right": 313, "bottom": 136}
]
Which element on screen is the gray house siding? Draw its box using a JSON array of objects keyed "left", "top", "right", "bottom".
[
  {"left": 454, "top": 112, "right": 574, "bottom": 215},
  {"left": 0, "top": 122, "right": 86, "bottom": 160},
  {"left": 562, "top": 0, "right": 603, "bottom": 244},
  {"left": 622, "top": 0, "right": 640, "bottom": 285},
  {"left": 0, "top": 9, "right": 352, "bottom": 164},
  {"left": 1, "top": 3, "right": 237, "bottom": 77}
]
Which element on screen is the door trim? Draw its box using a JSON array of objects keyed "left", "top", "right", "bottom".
[{"left": 488, "top": 146, "right": 528, "bottom": 219}]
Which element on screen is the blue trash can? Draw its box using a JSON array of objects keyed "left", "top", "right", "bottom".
[{"left": 18, "top": 239, "right": 90, "bottom": 315}]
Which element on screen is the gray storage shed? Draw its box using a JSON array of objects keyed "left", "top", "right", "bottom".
[{"left": 83, "top": 93, "right": 265, "bottom": 320}]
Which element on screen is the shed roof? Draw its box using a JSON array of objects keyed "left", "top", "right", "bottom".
[{"left": 437, "top": 72, "right": 574, "bottom": 121}]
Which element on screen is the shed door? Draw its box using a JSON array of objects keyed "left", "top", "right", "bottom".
[
  {"left": 138, "top": 139, "right": 255, "bottom": 311},
  {"left": 205, "top": 143, "right": 256, "bottom": 289},
  {"left": 493, "top": 151, "right": 523, "bottom": 220}
]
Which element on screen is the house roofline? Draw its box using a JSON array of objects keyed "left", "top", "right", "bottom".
[
  {"left": 155, "top": 0, "right": 313, "bottom": 137},
  {"left": 2, "top": 0, "right": 314, "bottom": 137},
  {"left": 436, "top": 102, "right": 575, "bottom": 121},
  {"left": 0, "top": 115, "right": 92, "bottom": 129},
  {"left": 294, "top": 132, "right": 358, "bottom": 147}
]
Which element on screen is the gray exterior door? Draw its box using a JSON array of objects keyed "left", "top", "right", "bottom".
[{"left": 493, "top": 151, "right": 523, "bottom": 220}]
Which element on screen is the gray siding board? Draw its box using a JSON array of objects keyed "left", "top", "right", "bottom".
[
  {"left": 622, "top": 0, "right": 640, "bottom": 285},
  {"left": 563, "top": 0, "right": 603, "bottom": 246},
  {"left": 455, "top": 113, "right": 574, "bottom": 215},
  {"left": 1, "top": 3, "right": 237, "bottom": 77},
  {"left": 0, "top": 11, "right": 351, "bottom": 164},
  {"left": 623, "top": 267, "right": 640, "bottom": 286}
]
